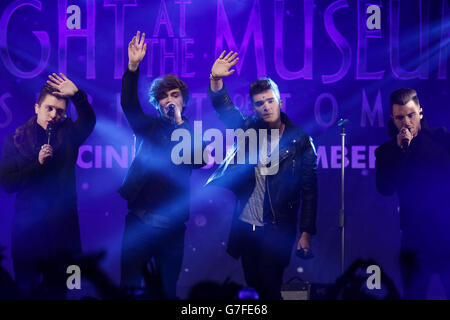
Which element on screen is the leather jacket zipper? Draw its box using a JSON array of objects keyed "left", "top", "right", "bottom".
[{"left": 266, "top": 176, "right": 277, "bottom": 224}]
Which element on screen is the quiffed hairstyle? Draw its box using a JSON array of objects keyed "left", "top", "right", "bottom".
[
  {"left": 37, "top": 83, "right": 68, "bottom": 106},
  {"left": 149, "top": 74, "right": 189, "bottom": 113},
  {"left": 389, "top": 88, "right": 420, "bottom": 113},
  {"left": 249, "top": 78, "right": 281, "bottom": 103}
]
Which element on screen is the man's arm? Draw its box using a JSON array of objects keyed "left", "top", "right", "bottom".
[
  {"left": 71, "top": 90, "right": 96, "bottom": 146},
  {"left": 120, "top": 31, "right": 157, "bottom": 136},
  {"left": 299, "top": 135, "right": 318, "bottom": 236},
  {"left": 46, "top": 73, "right": 96, "bottom": 146},
  {"left": 121, "top": 67, "right": 149, "bottom": 136},
  {"left": 208, "top": 85, "right": 246, "bottom": 130},
  {"left": 207, "top": 51, "right": 246, "bottom": 130}
]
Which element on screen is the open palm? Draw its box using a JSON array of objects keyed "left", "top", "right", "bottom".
[
  {"left": 129, "top": 31, "right": 147, "bottom": 66},
  {"left": 211, "top": 51, "right": 239, "bottom": 78},
  {"left": 47, "top": 73, "right": 78, "bottom": 97}
]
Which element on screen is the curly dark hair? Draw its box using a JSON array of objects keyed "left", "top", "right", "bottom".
[{"left": 149, "top": 74, "right": 189, "bottom": 113}]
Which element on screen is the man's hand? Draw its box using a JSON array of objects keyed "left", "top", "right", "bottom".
[
  {"left": 128, "top": 31, "right": 147, "bottom": 72},
  {"left": 211, "top": 50, "right": 239, "bottom": 79},
  {"left": 173, "top": 103, "right": 183, "bottom": 125},
  {"left": 47, "top": 73, "right": 78, "bottom": 97},
  {"left": 38, "top": 144, "right": 53, "bottom": 165},
  {"left": 297, "top": 232, "right": 312, "bottom": 252},
  {"left": 210, "top": 51, "right": 239, "bottom": 92},
  {"left": 165, "top": 102, "right": 184, "bottom": 125},
  {"left": 397, "top": 127, "right": 413, "bottom": 149}
]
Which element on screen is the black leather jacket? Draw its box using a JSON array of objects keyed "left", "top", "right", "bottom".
[{"left": 206, "top": 85, "right": 318, "bottom": 247}]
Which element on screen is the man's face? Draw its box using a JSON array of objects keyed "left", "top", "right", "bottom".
[
  {"left": 252, "top": 89, "right": 281, "bottom": 124},
  {"left": 35, "top": 94, "right": 67, "bottom": 130},
  {"left": 391, "top": 100, "right": 423, "bottom": 138},
  {"left": 158, "top": 88, "right": 184, "bottom": 117}
]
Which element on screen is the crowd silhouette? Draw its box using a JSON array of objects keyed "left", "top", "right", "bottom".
[{"left": 0, "top": 245, "right": 400, "bottom": 300}]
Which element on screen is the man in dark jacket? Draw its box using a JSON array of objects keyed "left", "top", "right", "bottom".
[
  {"left": 0, "top": 73, "right": 96, "bottom": 295},
  {"left": 206, "top": 51, "right": 318, "bottom": 299},
  {"left": 119, "top": 31, "right": 205, "bottom": 299},
  {"left": 376, "top": 88, "right": 450, "bottom": 299}
]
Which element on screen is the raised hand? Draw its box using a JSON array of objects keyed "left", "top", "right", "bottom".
[
  {"left": 128, "top": 31, "right": 147, "bottom": 71},
  {"left": 47, "top": 73, "right": 78, "bottom": 97},
  {"left": 211, "top": 50, "right": 239, "bottom": 79}
]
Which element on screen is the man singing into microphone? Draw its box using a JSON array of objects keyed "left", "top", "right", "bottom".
[
  {"left": 0, "top": 74, "right": 96, "bottom": 295},
  {"left": 375, "top": 88, "right": 450, "bottom": 299},
  {"left": 118, "top": 31, "right": 205, "bottom": 299}
]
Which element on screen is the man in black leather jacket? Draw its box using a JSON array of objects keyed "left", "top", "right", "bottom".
[
  {"left": 119, "top": 31, "right": 205, "bottom": 299},
  {"left": 206, "top": 51, "right": 318, "bottom": 299},
  {"left": 376, "top": 88, "right": 450, "bottom": 299}
]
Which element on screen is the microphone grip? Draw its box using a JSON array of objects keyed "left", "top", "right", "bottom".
[
  {"left": 296, "top": 248, "right": 314, "bottom": 260},
  {"left": 46, "top": 123, "right": 54, "bottom": 146},
  {"left": 401, "top": 139, "right": 409, "bottom": 151},
  {"left": 167, "top": 104, "right": 176, "bottom": 124}
]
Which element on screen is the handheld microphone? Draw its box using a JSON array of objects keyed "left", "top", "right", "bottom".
[
  {"left": 167, "top": 104, "right": 176, "bottom": 124},
  {"left": 296, "top": 248, "right": 314, "bottom": 260},
  {"left": 400, "top": 128, "right": 409, "bottom": 152},
  {"left": 46, "top": 123, "right": 55, "bottom": 145},
  {"left": 401, "top": 139, "right": 409, "bottom": 151}
]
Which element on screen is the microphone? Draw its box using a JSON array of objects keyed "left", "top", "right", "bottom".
[
  {"left": 46, "top": 123, "right": 55, "bottom": 145},
  {"left": 400, "top": 128, "right": 409, "bottom": 152},
  {"left": 296, "top": 248, "right": 314, "bottom": 260},
  {"left": 337, "top": 118, "right": 349, "bottom": 127},
  {"left": 167, "top": 104, "right": 175, "bottom": 123},
  {"left": 401, "top": 140, "right": 409, "bottom": 151}
]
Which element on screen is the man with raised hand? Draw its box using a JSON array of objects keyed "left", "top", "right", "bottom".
[
  {"left": 119, "top": 31, "right": 205, "bottom": 299},
  {"left": 0, "top": 73, "right": 96, "bottom": 295},
  {"left": 206, "top": 51, "right": 318, "bottom": 300}
]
